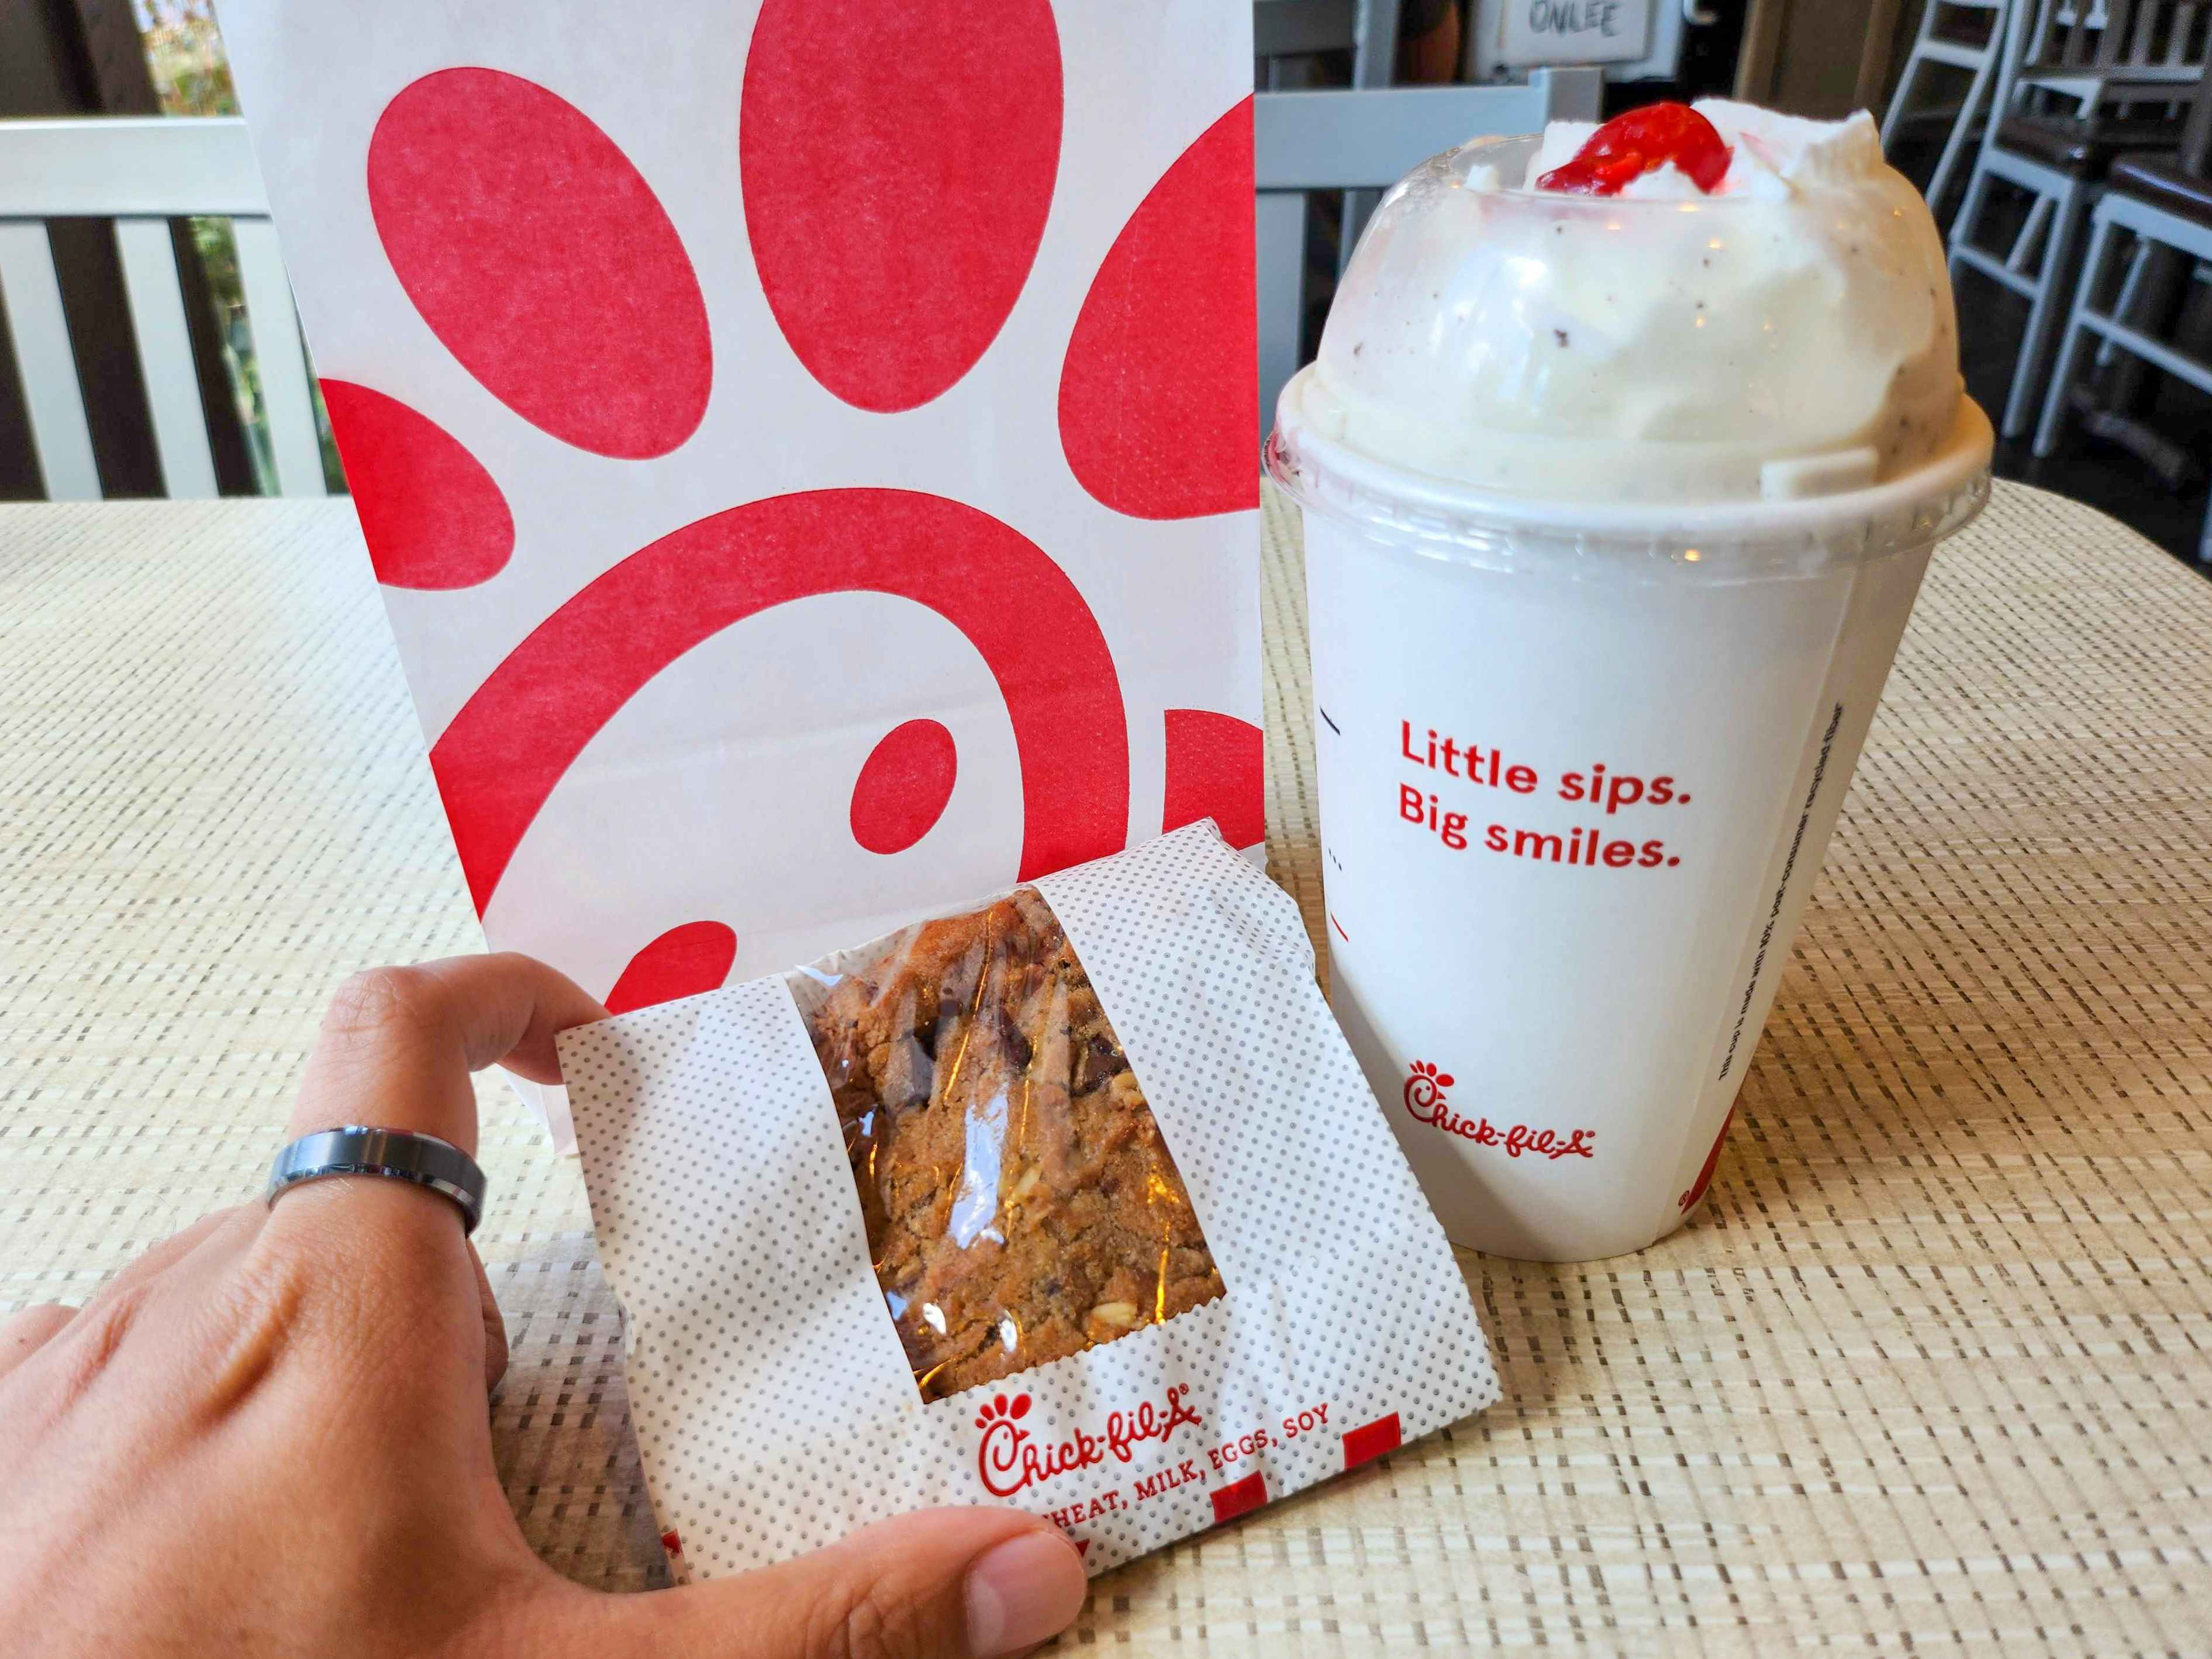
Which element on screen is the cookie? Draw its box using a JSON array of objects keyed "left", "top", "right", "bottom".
[{"left": 806, "top": 887, "right": 1224, "bottom": 1401}]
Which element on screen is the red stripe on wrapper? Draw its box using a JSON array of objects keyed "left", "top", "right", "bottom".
[
  {"left": 660, "top": 1530, "right": 683, "bottom": 1555},
  {"left": 1209, "top": 1471, "right": 1268, "bottom": 1524},
  {"left": 1341, "top": 1412, "right": 1402, "bottom": 1469},
  {"left": 1072, "top": 1537, "right": 1090, "bottom": 1558}
]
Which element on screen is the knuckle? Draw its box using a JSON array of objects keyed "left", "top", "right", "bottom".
[
  {"left": 215, "top": 1233, "right": 316, "bottom": 1341},
  {"left": 477, "top": 1286, "right": 510, "bottom": 1394},
  {"left": 361, "top": 1214, "right": 468, "bottom": 1317},
  {"left": 263, "top": 1194, "right": 443, "bottom": 1315},
  {"left": 0, "top": 1303, "right": 72, "bottom": 1345},
  {"left": 322, "top": 965, "right": 443, "bottom": 1048},
  {"left": 238, "top": 1204, "right": 473, "bottom": 1401},
  {"left": 40, "top": 1281, "right": 149, "bottom": 1405},
  {"left": 191, "top": 1243, "right": 315, "bottom": 1416},
  {"left": 810, "top": 1577, "right": 938, "bottom": 1659}
]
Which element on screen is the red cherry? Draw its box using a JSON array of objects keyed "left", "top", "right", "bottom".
[{"left": 1536, "top": 102, "right": 1730, "bottom": 197}]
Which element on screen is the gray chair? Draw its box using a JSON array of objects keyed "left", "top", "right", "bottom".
[
  {"left": 1881, "top": 0, "right": 2016, "bottom": 221},
  {"left": 0, "top": 115, "right": 326, "bottom": 499},
  {"left": 1255, "top": 0, "right": 1408, "bottom": 273},
  {"left": 2034, "top": 51, "right": 2212, "bottom": 561},
  {"left": 1253, "top": 68, "right": 1605, "bottom": 440},
  {"left": 1946, "top": 0, "right": 2205, "bottom": 437},
  {"left": 1255, "top": 0, "right": 1403, "bottom": 87}
]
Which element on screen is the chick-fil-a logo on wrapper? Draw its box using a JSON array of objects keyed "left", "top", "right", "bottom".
[
  {"left": 974, "top": 1385, "right": 1203, "bottom": 1498},
  {"left": 1403, "top": 1058, "right": 1455, "bottom": 1116},
  {"left": 1403, "top": 1061, "right": 1599, "bottom": 1161}
]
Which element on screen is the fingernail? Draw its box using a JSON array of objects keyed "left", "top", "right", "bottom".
[{"left": 964, "top": 1529, "right": 1087, "bottom": 1655}]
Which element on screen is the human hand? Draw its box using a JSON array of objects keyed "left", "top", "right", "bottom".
[{"left": 0, "top": 954, "right": 1087, "bottom": 1658}]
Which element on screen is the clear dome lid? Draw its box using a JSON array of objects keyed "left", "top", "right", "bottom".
[{"left": 1281, "top": 119, "right": 1977, "bottom": 512}]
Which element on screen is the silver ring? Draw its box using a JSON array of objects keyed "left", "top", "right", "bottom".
[{"left": 267, "top": 1125, "right": 485, "bottom": 1236}]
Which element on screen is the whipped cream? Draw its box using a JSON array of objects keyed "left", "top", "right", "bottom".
[{"left": 1294, "top": 101, "right": 1966, "bottom": 505}]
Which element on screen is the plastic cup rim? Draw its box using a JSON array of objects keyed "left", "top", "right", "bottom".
[{"left": 1267, "top": 367, "right": 1996, "bottom": 565}]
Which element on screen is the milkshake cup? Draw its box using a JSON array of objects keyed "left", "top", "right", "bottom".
[{"left": 1267, "top": 105, "right": 1993, "bottom": 1261}]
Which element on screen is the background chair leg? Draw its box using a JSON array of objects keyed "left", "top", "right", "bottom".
[
  {"left": 2106, "top": 243, "right": 2196, "bottom": 412},
  {"left": 1927, "top": 50, "right": 1998, "bottom": 224},
  {"left": 2004, "top": 184, "right": 2089, "bottom": 438},
  {"left": 1879, "top": 51, "right": 1924, "bottom": 152},
  {"left": 1256, "top": 191, "right": 1308, "bottom": 449},
  {"left": 2034, "top": 212, "right": 2116, "bottom": 456},
  {"left": 2009, "top": 194, "right": 2054, "bottom": 274},
  {"left": 1949, "top": 163, "right": 1997, "bottom": 277},
  {"left": 2094, "top": 236, "right": 2150, "bottom": 369}
]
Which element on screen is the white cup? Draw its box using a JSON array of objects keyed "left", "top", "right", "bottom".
[{"left": 1269, "top": 383, "right": 1991, "bottom": 1261}]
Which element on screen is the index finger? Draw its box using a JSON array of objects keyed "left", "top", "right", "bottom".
[{"left": 286, "top": 953, "right": 608, "bottom": 1156}]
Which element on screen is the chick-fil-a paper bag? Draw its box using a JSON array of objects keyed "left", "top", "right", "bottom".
[{"left": 218, "top": 3, "right": 1262, "bottom": 1143}]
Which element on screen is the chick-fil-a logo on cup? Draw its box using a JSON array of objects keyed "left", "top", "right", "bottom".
[
  {"left": 1402, "top": 1060, "right": 1599, "bottom": 1161},
  {"left": 973, "top": 1385, "right": 1204, "bottom": 1498}
]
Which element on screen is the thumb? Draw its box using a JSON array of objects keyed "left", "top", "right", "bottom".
[{"left": 570, "top": 1508, "right": 1088, "bottom": 1659}]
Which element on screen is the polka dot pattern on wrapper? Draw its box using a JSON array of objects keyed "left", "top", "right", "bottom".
[{"left": 558, "top": 822, "right": 1497, "bottom": 1583}]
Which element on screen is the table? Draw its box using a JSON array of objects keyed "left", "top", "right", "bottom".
[{"left": 4, "top": 484, "right": 2210, "bottom": 1655}]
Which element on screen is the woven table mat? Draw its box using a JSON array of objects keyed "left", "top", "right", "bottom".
[{"left": 3, "top": 485, "right": 2208, "bottom": 1654}]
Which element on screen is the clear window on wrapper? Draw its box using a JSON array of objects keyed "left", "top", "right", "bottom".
[{"left": 797, "top": 887, "right": 1224, "bottom": 1402}]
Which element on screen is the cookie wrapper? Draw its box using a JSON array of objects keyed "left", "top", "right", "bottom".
[{"left": 560, "top": 823, "right": 1497, "bottom": 1579}]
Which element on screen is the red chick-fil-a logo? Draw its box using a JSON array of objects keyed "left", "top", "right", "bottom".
[
  {"left": 973, "top": 1386, "right": 1203, "bottom": 1499},
  {"left": 1402, "top": 1060, "right": 1598, "bottom": 1161},
  {"left": 1403, "top": 1059, "right": 1454, "bottom": 1115}
]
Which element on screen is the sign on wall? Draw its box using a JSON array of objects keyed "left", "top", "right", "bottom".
[{"left": 1490, "top": 0, "right": 1655, "bottom": 67}]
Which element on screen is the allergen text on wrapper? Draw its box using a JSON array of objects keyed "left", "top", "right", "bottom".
[{"left": 972, "top": 1385, "right": 1343, "bottom": 1528}]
